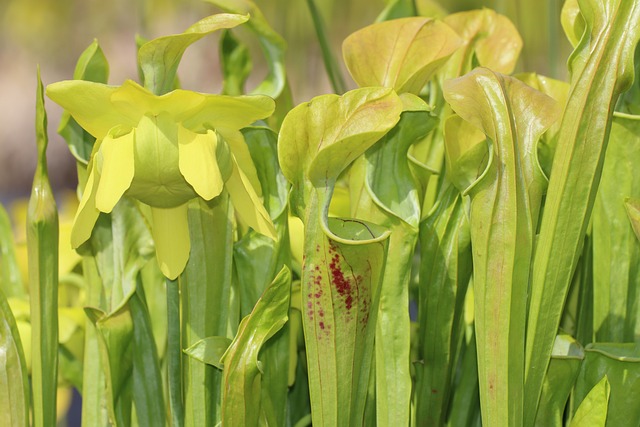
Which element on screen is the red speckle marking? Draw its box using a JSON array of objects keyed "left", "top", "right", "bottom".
[
  {"left": 431, "top": 389, "right": 438, "bottom": 394},
  {"left": 319, "top": 321, "right": 325, "bottom": 330},
  {"left": 328, "top": 245, "right": 354, "bottom": 311}
]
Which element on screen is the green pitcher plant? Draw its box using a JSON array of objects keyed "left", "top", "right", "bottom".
[{"left": 4, "top": 0, "right": 640, "bottom": 426}]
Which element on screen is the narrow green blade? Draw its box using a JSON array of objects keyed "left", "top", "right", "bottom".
[
  {"left": 416, "top": 184, "right": 472, "bottom": 426},
  {"left": 526, "top": 2, "right": 640, "bottom": 423},
  {"left": 0, "top": 290, "right": 30, "bottom": 427},
  {"left": 444, "top": 68, "right": 558, "bottom": 426},
  {"left": 28, "top": 68, "right": 59, "bottom": 427},
  {"left": 571, "top": 344, "right": 640, "bottom": 427},
  {"left": 592, "top": 113, "right": 640, "bottom": 342}
]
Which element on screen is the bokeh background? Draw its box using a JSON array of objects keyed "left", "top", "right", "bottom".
[{"left": 0, "top": 0, "right": 570, "bottom": 205}]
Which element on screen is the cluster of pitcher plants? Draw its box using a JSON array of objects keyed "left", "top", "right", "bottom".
[{"left": 1, "top": 0, "right": 640, "bottom": 425}]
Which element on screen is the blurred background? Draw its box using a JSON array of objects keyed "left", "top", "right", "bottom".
[{"left": 0, "top": 0, "right": 570, "bottom": 206}]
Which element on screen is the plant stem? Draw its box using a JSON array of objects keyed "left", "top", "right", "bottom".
[
  {"left": 306, "top": 0, "right": 347, "bottom": 94},
  {"left": 29, "top": 68, "right": 59, "bottom": 427},
  {"left": 166, "top": 277, "right": 184, "bottom": 427}
]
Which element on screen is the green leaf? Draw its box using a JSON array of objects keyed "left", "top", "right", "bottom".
[
  {"left": 592, "top": 113, "right": 640, "bottom": 342},
  {"left": 415, "top": 184, "right": 472, "bottom": 426},
  {"left": 446, "top": 330, "right": 481, "bottom": 427},
  {"left": 84, "top": 305, "right": 134, "bottom": 426},
  {"left": 138, "top": 13, "right": 248, "bottom": 95},
  {"left": 570, "top": 375, "right": 610, "bottom": 427},
  {"left": 625, "top": 197, "right": 640, "bottom": 241},
  {"left": 572, "top": 344, "right": 640, "bottom": 427},
  {"left": 306, "top": 0, "right": 347, "bottom": 94},
  {"left": 376, "top": 0, "right": 416, "bottom": 22},
  {"left": 219, "top": 29, "right": 252, "bottom": 96},
  {"left": 525, "top": 2, "right": 640, "bottom": 423},
  {"left": 534, "top": 334, "right": 584, "bottom": 427},
  {"left": 441, "top": 9, "right": 522, "bottom": 78},
  {"left": 58, "top": 39, "right": 109, "bottom": 163},
  {"left": 130, "top": 280, "right": 166, "bottom": 427},
  {"left": 78, "top": 257, "right": 109, "bottom": 426},
  {"left": 444, "top": 68, "right": 559, "bottom": 426},
  {"left": 561, "top": 0, "right": 585, "bottom": 48},
  {"left": 184, "top": 336, "right": 232, "bottom": 369},
  {"left": 278, "top": 87, "right": 403, "bottom": 217},
  {"left": 279, "top": 86, "right": 403, "bottom": 425},
  {"left": 301, "top": 209, "right": 389, "bottom": 427},
  {"left": 28, "top": 68, "right": 59, "bottom": 427},
  {"left": 364, "top": 104, "right": 435, "bottom": 228},
  {"left": 220, "top": 266, "right": 292, "bottom": 427},
  {"left": 349, "top": 105, "right": 436, "bottom": 426},
  {"left": 180, "top": 195, "right": 234, "bottom": 427},
  {"left": 514, "top": 73, "right": 570, "bottom": 177},
  {"left": 0, "top": 291, "right": 30, "bottom": 427},
  {"left": 0, "top": 205, "right": 24, "bottom": 298},
  {"left": 79, "top": 197, "right": 155, "bottom": 426},
  {"left": 343, "top": 17, "right": 461, "bottom": 94},
  {"left": 233, "top": 126, "right": 292, "bottom": 426},
  {"left": 206, "top": 0, "right": 287, "bottom": 98}
]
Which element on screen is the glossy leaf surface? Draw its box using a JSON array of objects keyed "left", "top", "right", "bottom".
[
  {"left": 343, "top": 17, "right": 461, "bottom": 94},
  {"left": 138, "top": 13, "right": 248, "bottom": 95},
  {"left": 415, "top": 184, "right": 472, "bottom": 426},
  {"left": 572, "top": 344, "right": 640, "bottom": 427},
  {"left": 441, "top": 9, "right": 522, "bottom": 78},
  {"left": 207, "top": 0, "right": 287, "bottom": 98},
  {"left": 534, "top": 334, "right": 584, "bottom": 427},
  {"left": 220, "top": 267, "right": 291, "bottom": 426},
  {"left": 278, "top": 87, "right": 402, "bottom": 218},
  {"left": 0, "top": 291, "right": 29, "bottom": 427},
  {"left": 350, "top": 101, "right": 435, "bottom": 426},
  {"left": 28, "top": 70, "right": 59, "bottom": 427},
  {"left": 526, "top": 2, "right": 640, "bottom": 423},
  {"left": 592, "top": 114, "right": 640, "bottom": 342},
  {"left": 444, "top": 68, "right": 558, "bottom": 427},
  {"left": 570, "top": 375, "right": 609, "bottom": 427}
]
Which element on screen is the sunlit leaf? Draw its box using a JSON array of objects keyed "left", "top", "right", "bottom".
[
  {"left": 0, "top": 291, "right": 29, "bottom": 427},
  {"left": 28, "top": 68, "right": 59, "bottom": 427},
  {"left": 561, "top": 0, "right": 585, "bottom": 48},
  {"left": 592, "top": 113, "right": 640, "bottom": 342},
  {"left": 58, "top": 39, "right": 109, "bottom": 164},
  {"left": 415, "top": 184, "right": 472, "bottom": 426},
  {"left": 572, "top": 344, "right": 640, "bottom": 427},
  {"left": 526, "top": 2, "right": 640, "bottom": 423},
  {"left": 444, "top": 67, "right": 559, "bottom": 426},
  {"left": 570, "top": 375, "right": 609, "bottom": 427},
  {"left": 0, "top": 205, "right": 24, "bottom": 298},
  {"left": 349, "top": 102, "right": 435, "bottom": 426},
  {"left": 278, "top": 87, "right": 402, "bottom": 217},
  {"left": 534, "top": 334, "right": 584, "bottom": 426},
  {"left": 207, "top": 0, "right": 287, "bottom": 98},
  {"left": 219, "top": 267, "right": 291, "bottom": 426},
  {"left": 441, "top": 9, "right": 522, "bottom": 78},
  {"left": 343, "top": 17, "right": 461, "bottom": 94},
  {"left": 138, "top": 13, "right": 248, "bottom": 95}
]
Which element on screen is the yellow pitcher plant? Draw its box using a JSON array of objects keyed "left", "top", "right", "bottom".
[{"left": 47, "top": 79, "right": 277, "bottom": 279}]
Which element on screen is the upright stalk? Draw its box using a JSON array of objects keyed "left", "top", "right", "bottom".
[
  {"left": 306, "top": 0, "right": 347, "bottom": 94},
  {"left": 28, "top": 68, "right": 59, "bottom": 427},
  {"left": 167, "top": 277, "right": 184, "bottom": 427}
]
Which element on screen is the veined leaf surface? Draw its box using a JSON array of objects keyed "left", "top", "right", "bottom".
[
  {"left": 444, "top": 68, "right": 559, "bottom": 427},
  {"left": 526, "top": 2, "right": 640, "bottom": 423}
]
